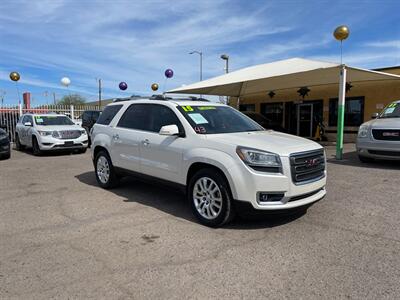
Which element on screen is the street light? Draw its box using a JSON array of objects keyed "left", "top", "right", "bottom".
[
  {"left": 220, "top": 54, "right": 230, "bottom": 104},
  {"left": 189, "top": 50, "right": 203, "bottom": 81},
  {"left": 220, "top": 54, "right": 229, "bottom": 74}
]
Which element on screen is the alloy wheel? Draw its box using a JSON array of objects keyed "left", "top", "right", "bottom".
[
  {"left": 97, "top": 156, "right": 110, "bottom": 184},
  {"left": 193, "top": 177, "right": 223, "bottom": 220}
]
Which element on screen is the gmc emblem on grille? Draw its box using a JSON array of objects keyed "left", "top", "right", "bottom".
[
  {"left": 305, "top": 158, "right": 319, "bottom": 167},
  {"left": 382, "top": 132, "right": 399, "bottom": 137}
]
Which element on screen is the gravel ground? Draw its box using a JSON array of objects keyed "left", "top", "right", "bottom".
[{"left": 0, "top": 145, "right": 399, "bottom": 299}]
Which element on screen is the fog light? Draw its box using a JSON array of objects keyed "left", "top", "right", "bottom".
[{"left": 258, "top": 193, "right": 284, "bottom": 203}]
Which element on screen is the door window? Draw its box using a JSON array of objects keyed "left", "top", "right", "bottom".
[
  {"left": 97, "top": 105, "right": 123, "bottom": 125},
  {"left": 149, "top": 105, "right": 183, "bottom": 133},
  {"left": 117, "top": 104, "right": 151, "bottom": 131}
]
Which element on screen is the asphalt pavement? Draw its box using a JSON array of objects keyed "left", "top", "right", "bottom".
[{"left": 0, "top": 145, "right": 399, "bottom": 299}]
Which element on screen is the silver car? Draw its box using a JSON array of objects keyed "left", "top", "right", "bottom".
[
  {"left": 15, "top": 113, "right": 88, "bottom": 156},
  {"left": 357, "top": 100, "right": 400, "bottom": 162}
]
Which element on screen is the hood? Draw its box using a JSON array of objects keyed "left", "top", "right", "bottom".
[
  {"left": 364, "top": 117, "right": 400, "bottom": 129},
  {"left": 36, "top": 125, "right": 83, "bottom": 131},
  {"left": 205, "top": 130, "right": 322, "bottom": 156}
]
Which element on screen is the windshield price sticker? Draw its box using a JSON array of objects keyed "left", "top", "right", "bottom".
[
  {"left": 35, "top": 117, "right": 43, "bottom": 123},
  {"left": 388, "top": 103, "right": 397, "bottom": 108},
  {"left": 385, "top": 107, "right": 395, "bottom": 114},
  {"left": 181, "top": 105, "right": 194, "bottom": 112},
  {"left": 188, "top": 113, "right": 208, "bottom": 124}
]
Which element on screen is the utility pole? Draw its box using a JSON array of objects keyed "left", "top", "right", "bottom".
[
  {"left": 53, "top": 92, "right": 57, "bottom": 105},
  {"left": 98, "top": 78, "right": 102, "bottom": 107}
]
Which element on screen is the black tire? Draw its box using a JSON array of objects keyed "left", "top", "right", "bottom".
[
  {"left": 32, "top": 137, "right": 42, "bottom": 156},
  {"left": 78, "top": 147, "right": 87, "bottom": 154},
  {"left": 94, "top": 150, "right": 119, "bottom": 189},
  {"left": 15, "top": 134, "right": 24, "bottom": 151},
  {"left": 358, "top": 155, "right": 374, "bottom": 163},
  {"left": 0, "top": 151, "right": 10, "bottom": 160},
  {"left": 188, "top": 168, "right": 235, "bottom": 227}
]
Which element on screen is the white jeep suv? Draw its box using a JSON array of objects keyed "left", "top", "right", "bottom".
[
  {"left": 15, "top": 113, "right": 88, "bottom": 155},
  {"left": 91, "top": 97, "right": 326, "bottom": 227}
]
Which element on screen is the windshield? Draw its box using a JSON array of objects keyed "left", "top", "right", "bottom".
[
  {"left": 34, "top": 115, "right": 75, "bottom": 126},
  {"left": 177, "top": 105, "right": 264, "bottom": 134},
  {"left": 380, "top": 102, "right": 400, "bottom": 118}
]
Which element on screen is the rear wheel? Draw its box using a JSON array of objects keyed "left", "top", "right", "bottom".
[
  {"left": 32, "top": 137, "right": 42, "bottom": 156},
  {"left": 188, "top": 168, "right": 235, "bottom": 227},
  {"left": 94, "top": 150, "right": 119, "bottom": 189}
]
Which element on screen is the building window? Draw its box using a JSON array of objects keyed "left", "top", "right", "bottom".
[
  {"left": 329, "top": 97, "right": 365, "bottom": 127},
  {"left": 239, "top": 104, "right": 255, "bottom": 112},
  {"left": 260, "top": 102, "right": 284, "bottom": 125}
]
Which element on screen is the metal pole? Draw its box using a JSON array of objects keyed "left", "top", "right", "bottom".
[
  {"left": 98, "top": 78, "right": 102, "bottom": 107},
  {"left": 199, "top": 52, "right": 203, "bottom": 81},
  {"left": 336, "top": 65, "right": 347, "bottom": 160}
]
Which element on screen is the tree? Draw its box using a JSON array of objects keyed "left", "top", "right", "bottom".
[{"left": 57, "top": 94, "right": 87, "bottom": 106}]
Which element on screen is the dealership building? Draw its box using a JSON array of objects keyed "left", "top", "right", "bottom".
[
  {"left": 234, "top": 65, "right": 400, "bottom": 142},
  {"left": 169, "top": 58, "right": 400, "bottom": 143}
]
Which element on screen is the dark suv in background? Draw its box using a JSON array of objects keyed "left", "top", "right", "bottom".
[
  {"left": 81, "top": 110, "right": 101, "bottom": 146},
  {"left": 0, "top": 127, "right": 11, "bottom": 159}
]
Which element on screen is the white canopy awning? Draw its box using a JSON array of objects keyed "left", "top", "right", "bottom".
[{"left": 167, "top": 58, "right": 400, "bottom": 97}]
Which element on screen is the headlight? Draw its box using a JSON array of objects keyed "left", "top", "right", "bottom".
[
  {"left": 38, "top": 131, "right": 52, "bottom": 136},
  {"left": 358, "top": 125, "right": 369, "bottom": 138},
  {"left": 236, "top": 146, "right": 282, "bottom": 171},
  {"left": 52, "top": 131, "right": 61, "bottom": 138},
  {"left": 0, "top": 133, "right": 7, "bottom": 140}
]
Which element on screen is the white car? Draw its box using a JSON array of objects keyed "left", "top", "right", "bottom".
[
  {"left": 15, "top": 113, "right": 88, "bottom": 155},
  {"left": 357, "top": 100, "right": 400, "bottom": 162},
  {"left": 91, "top": 97, "right": 326, "bottom": 227}
]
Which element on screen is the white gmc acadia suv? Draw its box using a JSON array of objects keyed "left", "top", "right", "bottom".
[
  {"left": 91, "top": 97, "right": 326, "bottom": 227},
  {"left": 15, "top": 113, "right": 88, "bottom": 155}
]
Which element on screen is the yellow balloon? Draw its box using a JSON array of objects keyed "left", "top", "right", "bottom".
[
  {"left": 333, "top": 25, "right": 350, "bottom": 41},
  {"left": 151, "top": 83, "right": 159, "bottom": 91},
  {"left": 9, "top": 71, "right": 20, "bottom": 82}
]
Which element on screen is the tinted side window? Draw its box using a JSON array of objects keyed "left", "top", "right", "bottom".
[
  {"left": 150, "top": 105, "right": 182, "bottom": 133},
  {"left": 117, "top": 104, "right": 151, "bottom": 131},
  {"left": 26, "top": 115, "right": 33, "bottom": 124},
  {"left": 97, "top": 105, "right": 123, "bottom": 125}
]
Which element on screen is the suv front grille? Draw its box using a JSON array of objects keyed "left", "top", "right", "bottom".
[
  {"left": 59, "top": 130, "right": 81, "bottom": 139},
  {"left": 372, "top": 129, "right": 400, "bottom": 141},
  {"left": 290, "top": 149, "right": 325, "bottom": 184}
]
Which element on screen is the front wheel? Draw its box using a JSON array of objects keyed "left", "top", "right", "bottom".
[
  {"left": 15, "top": 134, "right": 24, "bottom": 151},
  {"left": 188, "top": 168, "right": 235, "bottom": 227},
  {"left": 94, "top": 150, "right": 119, "bottom": 189},
  {"left": 32, "top": 137, "right": 42, "bottom": 156}
]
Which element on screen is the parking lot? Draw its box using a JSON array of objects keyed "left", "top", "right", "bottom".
[{"left": 1, "top": 145, "right": 399, "bottom": 299}]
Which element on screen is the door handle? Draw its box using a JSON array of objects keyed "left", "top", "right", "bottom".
[
  {"left": 113, "top": 134, "right": 119, "bottom": 140},
  {"left": 142, "top": 139, "right": 150, "bottom": 146}
]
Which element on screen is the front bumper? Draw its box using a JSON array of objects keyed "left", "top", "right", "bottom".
[
  {"left": 357, "top": 138, "right": 400, "bottom": 160},
  {"left": 226, "top": 156, "right": 326, "bottom": 211},
  {"left": 37, "top": 135, "right": 88, "bottom": 150}
]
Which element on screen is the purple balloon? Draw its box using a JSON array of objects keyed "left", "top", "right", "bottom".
[
  {"left": 164, "top": 69, "right": 174, "bottom": 78},
  {"left": 119, "top": 82, "right": 128, "bottom": 90}
]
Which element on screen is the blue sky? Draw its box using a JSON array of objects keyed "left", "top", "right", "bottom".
[{"left": 0, "top": 0, "right": 399, "bottom": 105}]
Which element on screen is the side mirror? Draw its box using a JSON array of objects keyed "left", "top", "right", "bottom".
[
  {"left": 159, "top": 124, "right": 179, "bottom": 136},
  {"left": 371, "top": 113, "right": 379, "bottom": 119},
  {"left": 24, "top": 122, "right": 32, "bottom": 127}
]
